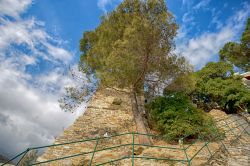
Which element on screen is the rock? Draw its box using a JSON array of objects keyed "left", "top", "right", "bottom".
[
  {"left": 134, "top": 147, "right": 144, "bottom": 155},
  {"left": 37, "top": 88, "right": 137, "bottom": 165},
  {"left": 112, "top": 98, "right": 122, "bottom": 105},
  {"left": 62, "top": 159, "right": 72, "bottom": 166}
]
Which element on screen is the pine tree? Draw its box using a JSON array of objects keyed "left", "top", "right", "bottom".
[
  {"left": 79, "top": 0, "right": 190, "bottom": 144},
  {"left": 219, "top": 18, "right": 250, "bottom": 71}
]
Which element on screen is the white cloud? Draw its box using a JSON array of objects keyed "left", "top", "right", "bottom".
[
  {"left": 0, "top": 0, "right": 32, "bottom": 19},
  {"left": 97, "top": 0, "right": 121, "bottom": 13},
  {"left": 177, "top": 27, "right": 233, "bottom": 67},
  {"left": 0, "top": 61, "right": 81, "bottom": 156},
  {"left": 97, "top": 0, "right": 113, "bottom": 13},
  {"left": 210, "top": 8, "right": 223, "bottom": 29},
  {"left": 0, "top": 17, "right": 72, "bottom": 63},
  {"left": 193, "top": 0, "right": 211, "bottom": 10},
  {"left": 0, "top": 0, "right": 86, "bottom": 158},
  {"left": 182, "top": 12, "right": 194, "bottom": 23},
  {"left": 181, "top": 0, "right": 194, "bottom": 9},
  {"left": 45, "top": 43, "right": 72, "bottom": 62},
  {"left": 176, "top": 3, "right": 250, "bottom": 68}
]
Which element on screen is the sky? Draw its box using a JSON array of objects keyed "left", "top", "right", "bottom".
[{"left": 0, "top": 0, "right": 249, "bottom": 159}]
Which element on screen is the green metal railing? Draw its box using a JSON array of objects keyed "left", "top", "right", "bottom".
[{"left": 2, "top": 116, "right": 249, "bottom": 166}]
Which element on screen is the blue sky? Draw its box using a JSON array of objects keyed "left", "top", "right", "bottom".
[
  {"left": 23, "top": 0, "right": 250, "bottom": 67},
  {"left": 0, "top": 0, "right": 249, "bottom": 158}
]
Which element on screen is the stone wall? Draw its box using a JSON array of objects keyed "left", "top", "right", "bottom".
[
  {"left": 35, "top": 88, "right": 250, "bottom": 166},
  {"left": 37, "top": 88, "right": 137, "bottom": 165}
]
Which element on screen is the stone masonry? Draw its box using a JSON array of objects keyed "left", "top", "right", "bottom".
[
  {"left": 35, "top": 88, "right": 250, "bottom": 166},
  {"left": 37, "top": 88, "right": 137, "bottom": 165}
]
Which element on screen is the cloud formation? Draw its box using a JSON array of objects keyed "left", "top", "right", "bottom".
[
  {"left": 193, "top": 0, "right": 211, "bottom": 10},
  {"left": 97, "top": 0, "right": 121, "bottom": 13},
  {"left": 0, "top": 0, "right": 32, "bottom": 19},
  {"left": 0, "top": 0, "right": 84, "bottom": 158},
  {"left": 176, "top": 2, "right": 250, "bottom": 68}
]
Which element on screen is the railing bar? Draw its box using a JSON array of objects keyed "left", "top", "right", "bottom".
[
  {"left": 132, "top": 132, "right": 135, "bottom": 166},
  {"left": 95, "top": 156, "right": 129, "bottom": 166},
  {"left": 133, "top": 156, "right": 188, "bottom": 162},
  {"left": 190, "top": 142, "right": 209, "bottom": 161},
  {"left": 7, "top": 117, "right": 248, "bottom": 166},
  {"left": 205, "top": 143, "right": 212, "bottom": 156},
  {"left": 133, "top": 143, "right": 184, "bottom": 150},
  {"left": 31, "top": 144, "right": 131, "bottom": 165},
  {"left": 229, "top": 124, "right": 249, "bottom": 146},
  {"left": 235, "top": 121, "right": 250, "bottom": 136},
  {"left": 1, "top": 150, "right": 27, "bottom": 166},
  {"left": 185, "top": 137, "right": 205, "bottom": 150},
  {"left": 224, "top": 121, "right": 245, "bottom": 145},
  {"left": 89, "top": 138, "right": 99, "bottom": 166},
  {"left": 210, "top": 123, "right": 228, "bottom": 152},
  {"left": 216, "top": 118, "right": 242, "bottom": 128},
  {"left": 30, "top": 132, "right": 131, "bottom": 150},
  {"left": 183, "top": 147, "right": 189, "bottom": 162},
  {"left": 16, "top": 149, "right": 30, "bottom": 166},
  {"left": 224, "top": 122, "right": 248, "bottom": 134}
]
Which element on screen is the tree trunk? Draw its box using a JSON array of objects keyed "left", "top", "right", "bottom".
[{"left": 130, "top": 88, "right": 151, "bottom": 145}]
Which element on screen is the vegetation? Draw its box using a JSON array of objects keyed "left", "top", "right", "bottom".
[
  {"left": 147, "top": 19, "right": 250, "bottom": 139},
  {"left": 164, "top": 72, "right": 196, "bottom": 95},
  {"left": 80, "top": 0, "right": 191, "bottom": 93},
  {"left": 219, "top": 18, "right": 250, "bottom": 71},
  {"left": 79, "top": 0, "right": 191, "bottom": 143},
  {"left": 194, "top": 61, "right": 250, "bottom": 113},
  {"left": 60, "top": 1, "right": 249, "bottom": 142},
  {"left": 147, "top": 92, "right": 215, "bottom": 141},
  {"left": 192, "top": 18, "right": 250, "bottom": 113}
]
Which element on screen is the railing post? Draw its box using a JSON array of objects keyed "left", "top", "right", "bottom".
[
  {"left": 1, "top": 150, "right": 28, "bottom": 166},
  {"left": 205, "top": 143, "right": 212, "bottom": 156},
  {"left": 89, "top": 138, "right": 100, "bottom": 166},
  {"left": 224, "top": 120, "right": 244, "bottom": 145},
  {"left": 16, "top": 148, "right": 30, "bottom": 166},
  {"left": 210, "top": 122, "right": 228, "bottom": 152},
  {"left": 132, "top": 132, "right": 134, "bottom": 166}
]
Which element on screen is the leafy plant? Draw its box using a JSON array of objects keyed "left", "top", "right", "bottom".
[
  {"left": 195, "top": 62, "right": 250, "bottom": 113},
  {"left": 219, "top": 18, "right": 250, "bottom": 71},
  {"left": 147, "top": 93, "right": 215, "bottom": 141}
]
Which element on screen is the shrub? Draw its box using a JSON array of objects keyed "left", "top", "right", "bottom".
[
  {"left": 194, "top": 62, "right": 250, "bottom": 113},
  {"left": 147, "top": 92, "right": 215, "bottom": 142}
]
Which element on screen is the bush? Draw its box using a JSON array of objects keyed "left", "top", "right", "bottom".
[
  {"left": 147, "top": 93, "right": 215, "bottom": 142},
  {"left": 194, "top": 62, "right": 250, "bottom": 113}
]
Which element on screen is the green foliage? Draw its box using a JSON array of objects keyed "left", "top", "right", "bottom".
[
  {"left": 196, "top": 61, "right": 234, "bottom": 81},
  {"left": 148, "top": 93, "right": 215, "bottom": 141},
  {"left": 195, "top": 62, "right": 250, "bottom": 113},
  {"left": 79, "top": 0, "right": 191, "bottom": 93},
  {"left": 164, "top": 72, "right": 196, "bottom": 95},
  {"left": 219, "top": 18, "right": 250, "bottom": 71}
]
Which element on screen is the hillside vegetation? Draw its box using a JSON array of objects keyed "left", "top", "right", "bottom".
[{"left": 61, "top": 0, "right": 250, "bottom": 142}]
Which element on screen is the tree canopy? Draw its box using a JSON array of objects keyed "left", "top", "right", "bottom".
[
  {"left": 219, "top": 18, "right": 250, "bottom": 71},
  {"left": 79, "top": 0, "right": 191, "bottom": 93},
  {"left": 195, "top": 62, "right": 250, "bottom": 113},
  {"left": 78, "top": 0, "right": 193, "bottom": 144},
  {"left": 164, "top": 72, "right": 196, "bottom": 95}
]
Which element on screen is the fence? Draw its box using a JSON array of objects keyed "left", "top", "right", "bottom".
[{"left": 2, "top": 115, "right": 249, "bottom": 166}]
